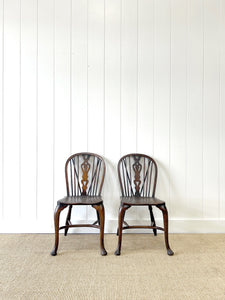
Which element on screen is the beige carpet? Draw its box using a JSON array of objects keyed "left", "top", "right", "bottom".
[{"left": 0, "top": 233, "right": 225, "bottom": 300}]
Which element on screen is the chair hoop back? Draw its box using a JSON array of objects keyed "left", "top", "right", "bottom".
[
  {"left": 65, "top": 152, "right": 105, "bottom": 197},
  {"left": 118, "top": 153, "right": 157, "bottom": 197}
]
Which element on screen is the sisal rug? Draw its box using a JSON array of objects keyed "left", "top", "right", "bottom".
[{"left": 0, "top": 233, "right": 225, "bottom": 299}]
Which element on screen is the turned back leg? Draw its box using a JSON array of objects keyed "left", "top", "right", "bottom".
[{"left": 148, "top": 205, "right": 157, "bottom": 236}]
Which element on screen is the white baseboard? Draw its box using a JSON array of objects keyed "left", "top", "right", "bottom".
[{"left": 0, "top": 219, "right": 225, "bottom": 233}]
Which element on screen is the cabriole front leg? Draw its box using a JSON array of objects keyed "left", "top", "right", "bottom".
[
  {"left": 51, "top": 203, "right": 67, "bottom": 256},
  {"left": 114, "top": 204, "right": 130, "bottom": 256},
  {"left": 157, "top": 204, "right": 174, "bottom": 256},
  {"left": 92, "top": 204, "right": 107, "bottom": 256}
]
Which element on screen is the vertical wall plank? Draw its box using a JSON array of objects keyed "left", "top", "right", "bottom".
[
  {"left": 154, "top": 0, "right": 171, "bottom": 219},
  {"left": 105, "top": 0, "right": 121, "bottom": 163},
  {"left": 87, "top": 0, "right": 104, "bottom": 155},
  {"left": 137, "top": 0, "right": 154, "bottom": 155},
  {"left": 120, "top": 0, "right": 138, "bottom": 156},
  {"left": 37, "top": 0, "right": 54, "bottom": 226},
  {"left": 104, "top": 0, "right": 121, "bottom": 226},
  {"left": 54, "top": 0, "right": 71, "bottom": 213},
  {"left": 136, "top": 0, "right": 154, "bottom": 219},
  {"left": 87, "top": 0, "right": 105, "bottom": 220},
  {"left": 120, "top": 0, "right": 138, "bottom": 220},
  {"left": 71, "top": 0, "right": 88, "bottom": 153},
  {"left": 3, "top": 0, "right": 20, "bottom": 219},
  {"left": 0, "top": 0, "right": 3, "bottom": 218},
  {"left": 170, "top": 0, "right": 187, "bottom": 218},
  {"left": 203, "top": 0, "right": 220, "bottom": 218},
  {"left": 20, "top": 0, "right": 37, "bottom": 221},
  {"left": 186, "top": 0, "right": 203, "bottom": 218},
  {"left": 220, "top": 0, "right": 225, "bottom": 218},
  {"left": 71, "top": 0, "right": 88, "bottom": 221}
]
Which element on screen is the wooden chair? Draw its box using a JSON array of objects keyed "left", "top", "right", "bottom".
[
  {"left": 114, "top": 153, "right": 174, "bottom": 256},
  {"left": 51, "top": 152, "right": 107, "bottom": 256}
]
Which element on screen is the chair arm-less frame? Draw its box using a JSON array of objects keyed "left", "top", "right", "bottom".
[
  {"left": 115, "top": 153, "right": 174, "bottom": 256},
  {"left": 51, "top": 152, "right": 107, "bottom": 256}
]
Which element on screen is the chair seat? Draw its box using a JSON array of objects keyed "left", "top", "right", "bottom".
[
  {"left": 58, "top": 196, "right": 103, "bottom": 205},
  {"left": 121, "top": 196, "right": 165, "bottom": 206}
]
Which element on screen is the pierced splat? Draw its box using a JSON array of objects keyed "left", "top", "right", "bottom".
[
  {"left": 133, "top": 155, "right": 142, "bottom": 196},
  {"left": 118, "top": 154, "right": 157, "bottom": 197},
  {"left": 81, "top": 154, "right": 91, "bottom": 195}
]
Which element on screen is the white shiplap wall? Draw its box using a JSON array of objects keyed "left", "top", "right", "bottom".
[{"left": 1, "top": 0, "right": 225, "bottom": 233}]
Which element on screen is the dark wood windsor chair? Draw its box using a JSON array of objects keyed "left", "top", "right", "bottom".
[
  {"left": 51, "top": 152, "right": 107, "bottom": 256},
  {"left": 114, "top": 153, "right": 174, "bottom": 256}
]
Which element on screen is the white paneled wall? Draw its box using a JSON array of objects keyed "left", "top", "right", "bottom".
[{"left": 1, "top": 0, "right": 225, "bottom": 233}]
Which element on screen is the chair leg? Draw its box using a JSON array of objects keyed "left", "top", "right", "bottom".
[
  {"left": 92, "top": 204, "right": 107, "bottom": 256},
  {"left": 64, "top": 205, "right": 72, "bottom": 236},
  {"left": 51, "top": 203, "right": 67, "bottom": 256},
  {"left": 114, "top": 204, "right": 130, "bottom": 256},
  {"left": 157, "top": 204, "right": 174, "bottom": 256},
  {"left": 96, "top": 209, "right": 100, "bottom": 225},
  {"left": 148, "top": 205, "right": 157, "bottom": 236}
]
